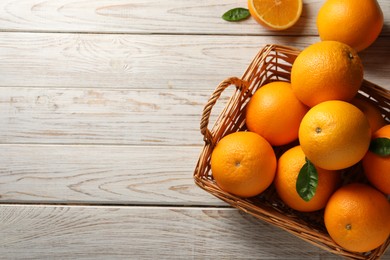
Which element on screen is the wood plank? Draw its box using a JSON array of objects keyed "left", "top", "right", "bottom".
[
  {"left": 0, "top": 87, "right": 216, "bottom": 145},
  {"left": 0, "top": 0, "right": 389, "bottom": 36},
  {"left": 0, "top": 205, "right": 346, "bottom": 259},
  {"left": 0, "top": 144, "right": 223, "bottom": 205},
  {"left": 0, "top": 33, "right": 389, "bottom": 89},
  {"left": 0, "top": 32, "right": 309, "bottom": 89}
]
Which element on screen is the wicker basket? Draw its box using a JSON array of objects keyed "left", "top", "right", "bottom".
[{"left": 193, "top": 44, "right": 390, "bottom": 260}]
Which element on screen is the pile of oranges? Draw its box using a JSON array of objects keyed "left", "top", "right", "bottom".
[{"left": 211, "top": 0, "right": 389, "bottom": 254}]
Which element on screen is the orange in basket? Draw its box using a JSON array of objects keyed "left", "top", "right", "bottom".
[
  {"left": 291, "top": 41, "right": 363, "bottom": 107},
  {"left": 274, "top": 145, "right": 340, "bottom": 212},
  {"left": 245, "top": 81, "right": 308, "bottom": 146},
  {"left": 324, "top": 183, "right": 390, "bottom": 253},
  {"left": 362, "top": 124, "right": 390, "bottom": 195},
  {"left": 299, "top": 100, "right": 371, "bottom": 171},
  {"left": 351, "top": 96, "right": 387, "bottom": 135},
  {"left": 210, "top": 131, "right": 276, "bottom": 198},
  {"left": 194, "top": 44, "right": 390, "bottom": 260}
]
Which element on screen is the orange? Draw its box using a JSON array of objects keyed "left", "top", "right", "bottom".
[
  {"left": 362, "top": 124, "right": 390, "bottom": 194},
  {"left": 351, "top": 96, "right": 386, "bottom": 135},
  {"left": 274, "top": 145, "right": 341, "bottom": 212},
  {"left": 246, "top": 81, "right": 308, "bottom": 146},
  {"left": 210, "top": 131, "right": 276, "bottom": 198},
  {"left": 317, "top": 0, "right": 384, "bottom": 52},
  {"left": 324, "top": 183, "right": 390, "bottom": 252},
  {"left": 299, "top": 100, "right": 371, "bottom": 170},
  {"left": 247, "top": 0, "right": 302, "bottom": 30},
  {"left": 291, "top": 41, "right": 363, "bottom": 107}
]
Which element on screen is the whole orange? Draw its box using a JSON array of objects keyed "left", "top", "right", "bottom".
[
  {"left": 324, "top": 183, "right": 390, "bottom": 252},
  {"left": 299, "top": 100, "right": 371, "bottom": 170},
  {"left": 317, "top": 0, "right": 384, "bottom": 52},
  {"left": 291, "top": 41, "right": 363, "bottom": 107},
  {"left": 362, "top": 124, "right": 390, "bottom": 194},
  {"left": 210, "top": 131, "right": 276, "bottom": 198},
  {"left": 274, "top": 145, "right": 341, "bottom": 212},
  {"left": 351, "top": 96, "right": 386, "bottom": 135},
  {"left": 246, "top": 81, "right": 308, "bottom": 146}
]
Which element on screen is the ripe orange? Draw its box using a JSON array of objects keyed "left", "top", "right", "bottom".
[
  {"left": 324, "top": 183, "right": 390, "bottom": 252},
  {"left": 362, "top": 124, "right": 390, "bottom": 194},
  {"left": 291, "top": 41, "right": 363, "bottom": 107},
  {"left": 299, "top": 100, "right": 371, "bottom": 170},
  {"left": 351, "top": 97, "right": 386, "bottom": 135},
  {"left": 246, "top": 81, "right": 308, "bottom": 146},
  {"left": 274, "top": 145, "right": 341, "bottom": 212},
  {"left": 247, "top": 0, "right": 302, "bottom": 30},
  {"left": 210, "top": 131, "right": 276, "bottom": 198},
  {"left": 317, "top": 0, "right": 384, "bottom": 52}
]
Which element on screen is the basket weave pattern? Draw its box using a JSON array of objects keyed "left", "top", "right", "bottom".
[{"left": 194, "top": 44, "right": 390, "bottom": 260}]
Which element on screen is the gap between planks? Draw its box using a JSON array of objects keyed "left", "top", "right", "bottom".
[
  {"left": 0, "top": 202, "right": 232, "bottom": 209},
  {"left": 0, "top": 185, "right": 227, "bottom": 207},
  {"left": 0, "top": 29, "right": 321, "bottom": 37}
]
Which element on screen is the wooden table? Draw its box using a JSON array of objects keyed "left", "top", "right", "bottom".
[{"left": 0, "top": 1, "right": 389, "bottom": 259}]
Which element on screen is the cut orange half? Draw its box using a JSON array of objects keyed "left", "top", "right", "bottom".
[{"left": 248, "top": 0, "right": 303, "bottom": 30}]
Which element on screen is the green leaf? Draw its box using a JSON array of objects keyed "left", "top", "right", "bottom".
[
  {"left": 296, "top": 158, "right": 319, "bottom": 202},
  {"left": 369, "top": 137, "right": 390, "bottom": 157},
  {"left": 222, "top": 8, "right": 250, "bottom": 22}
]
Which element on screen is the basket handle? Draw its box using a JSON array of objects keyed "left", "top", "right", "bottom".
[{"left": 200, "top": 77, "right": 249, "bottom": 144}]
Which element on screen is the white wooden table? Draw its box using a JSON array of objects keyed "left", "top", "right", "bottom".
[{"left": 0, "top": 1, "right": 389, "bottom": 259}]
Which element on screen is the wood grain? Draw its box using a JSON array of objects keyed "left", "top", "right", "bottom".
[
  {"left": 0, "top": 144, "right": 221, "bottom": 205},
  {"left": 0, "top": 0, "right": 389, "bottom": 36},
  {"left": 0, "top": 87, "right": 216, "bottom": 145},
  {"left": 0, "top": 33, "right": 389, "bottom": 89},
  {"left": 0, "top": 32, "right": 311, "bottom": 89},
  {"left": 0, "top": 205, "right": 347, "bottom": 259}
]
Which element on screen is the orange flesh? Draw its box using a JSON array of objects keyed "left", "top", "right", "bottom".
[{"left": 253, "top": 0, "right": 301, "bottom": 27}]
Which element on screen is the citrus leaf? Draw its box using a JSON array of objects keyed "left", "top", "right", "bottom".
[
  {"left": 222, "top": 8, "right": 250, "bottom": 22},
  {"left": 369, "top": 137, "right": 390, "bottom": 157},
  {"left": 296, "top": 158, "right": 318, "bottom": 202}
]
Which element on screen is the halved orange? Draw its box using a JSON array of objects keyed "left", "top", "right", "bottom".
[{"left": 248, "top": 0, "right": 303, "bottom": 30}]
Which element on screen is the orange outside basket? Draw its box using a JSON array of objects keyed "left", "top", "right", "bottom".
[{"left": 193, "top": 44, "right": 390, "bottom": 260}]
